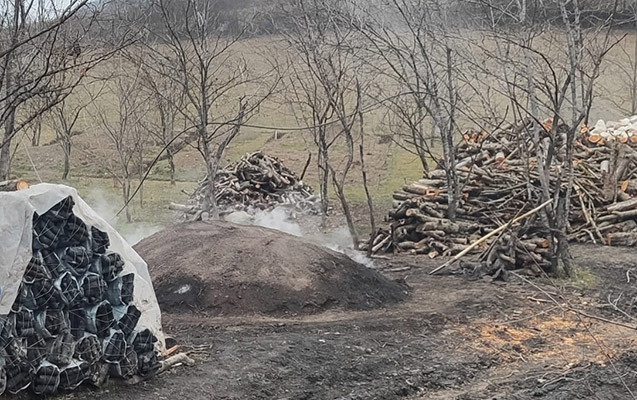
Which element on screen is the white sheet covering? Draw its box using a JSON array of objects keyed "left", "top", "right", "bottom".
[{"left": 0, "top": 183, "right": 164, "bottom": 349}]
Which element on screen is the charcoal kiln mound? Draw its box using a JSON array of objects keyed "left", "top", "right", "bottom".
[{"left": 134, "top": 221, "right": 409, "bottom": 315}]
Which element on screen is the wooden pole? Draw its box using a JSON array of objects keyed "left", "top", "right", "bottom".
[{"left": 429, "top": 199, "right": 552, "bottom": 275}]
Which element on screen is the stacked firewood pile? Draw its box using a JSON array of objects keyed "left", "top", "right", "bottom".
[
  {"left": 174, "top": 152, "right": 320, "bottom": 218},
  {"left": 0, "top": 196, "right": 160, "bottom": 395},
  {"left": 364, "top": 117, "right": 637, "bottom": 272}
]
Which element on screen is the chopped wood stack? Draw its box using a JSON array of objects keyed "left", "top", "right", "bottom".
[
  {"left": 586, "top": 116, "right": 637, "bottom": 145},
  {"left": 365, "top": 117, "right": 637, "bottom": 272},
  {"left": 178, "top": 152, "right": 320, "bottom": 218},
  {"left": 0, "top": 197, "right": 160, "bottom": 395}
]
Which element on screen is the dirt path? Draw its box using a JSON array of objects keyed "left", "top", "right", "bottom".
[{"left": 64, "top": 245, "right": 637, "bottom": 400}]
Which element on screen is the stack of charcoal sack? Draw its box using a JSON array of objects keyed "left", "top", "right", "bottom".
[{"left": 0, "top": 196, "right": 161, "bottom": 395}]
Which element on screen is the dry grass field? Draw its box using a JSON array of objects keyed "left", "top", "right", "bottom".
[{"left": 10, "top": 32, "right": 637, "bottom": 238}]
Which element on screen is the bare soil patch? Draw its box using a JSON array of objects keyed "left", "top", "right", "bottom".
[
  {"left": 134, "top": 221, "right": 409, "bottom": 315},
  {"left": 62, "top": 243, "right": 637, "bottom": 400}
]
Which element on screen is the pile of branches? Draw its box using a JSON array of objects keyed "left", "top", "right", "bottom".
[
  {"left": 364, "top": 118, "right": 637, "bottom": 273},
  {"left": 0, "top": 197, "right": 160, "bottom": 395},
  {"left": 175, "top": 152, "right": 320, "bottom": 218}
]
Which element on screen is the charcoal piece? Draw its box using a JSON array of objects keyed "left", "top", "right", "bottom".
[
  {"left": 26, "top": 335, "right": 47, "bottom": 368},
  {"left": 100, "top": 252, "right": 125, "bottom": 281},
  {"left": 5, "top": 363, "right": 31, "bottom": 394},
  {"left": 59, "top": 360, "right": 90, "bottom": 390},
  {"left": 12, "top": 285, "right": 27, "bottom": 312},
  {"left": 59, "top": 215, "right": 89, "bottom": 248},
  {"left": 47, "top": 331, "right": 75, "bottom": 366},
  {"left": 0, "top": 316, "right": 13, "bottom": 349},
  {"left": 60, "top": 246, "right": 91, "bottom": 277},
  {"left": 68, "top": 307, "right": 87, "bottom": 339},
  {"left": 109, "top": 347, "right": 138, "bottom": 379},
  {"left": 129, "top": 328, "right": 157, "bottom": 354},
  {"left": 32, "top": 218, "right": 65, "bottom": 250},
  {"left": 85, "top": 301, "right": 114, "bottom": 337},
  {"left": 29, "top": 279, "right": 64, "bottom": 310},
  {"left": 91, "top": 226, "right": 110, "bottom": 254},
  {"left": 74, "top": 334, "right": 102, "bottom": 365},
  {"left": 32, "top": 361, "right": 60, "bottom": 395},
  {"left": 13, "top": 309, "right": 35, "bottom": 337},
  {"left": 41, "top": 249, "right": 67, "bottom": 278},
  {"left": 5, "top": 337, "right": 28, "bottom": 369},
  {"left": 106, "top": 273, "right": 134, "bottom": 306},
  {"left": 54, "top": 271, "right": 83, "bottom": 306},
  {"left": 22, "top": 256, "right": 50, "bottom": 284},
  {"left": 113, "top": 304, "right": 141, "bottom": 336},
  {"left": 0, "top": 366, "right": 6, "bottom": 396},
  {"left": 89, "top": 255, "right": 102, "bottom": 275},
  {"left": 80, "top": 273, "right": 107, "bottom": 305},
  {"left": 102, "top": 329, "right": 126, "bottom": 364},
  {"left": 34, "top": 309, "right": 67, "bottom": 338},
  {"left": 87, "top": 361, "right": 109, "bottom": 388},
  {"left": 137, "top": 350, "right": 161, "bottom": 377}
]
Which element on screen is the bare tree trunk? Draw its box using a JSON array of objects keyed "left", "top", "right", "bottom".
[
  {"left": 62, "top": 134, "right": 71, "bottom": 179},
  {"left": 440, "top": 47, "right": 459, "bottom": 221},
  {"left": 138, "top": 151, "right": 144, "bottom": 208},
  {"left": 330, "top": 126, "right": 359, "bottom": 248},
  {"left": 31, "top": 116, "right": 42, "bottom": 146},
  {"left": 0, "top": 1, "right": 18, "bottom": 181},
  {"left": 0, "top": 109, "right": 15, "bottom": 180},
  {"left": 168, "top": 149, "right": 176, "bottom": 185},
  {"left": 632, "top": 2, "right": 637, "bottom": 114},
  {"left": 123, "top": 174, "right": 132, "bottom": 223},
  {"left": 0, "top": 55, "right": 16, "bottom": 180},
  {"left": 200, "top": 125, "right": 217, "bottom": 217},
  {"left": 317, "top": 133, "right": 329, "bottom": 226}
]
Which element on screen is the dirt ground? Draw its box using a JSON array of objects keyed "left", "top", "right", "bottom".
[{"left": 52, "top": 244, "right": 636, "bottom": 400}]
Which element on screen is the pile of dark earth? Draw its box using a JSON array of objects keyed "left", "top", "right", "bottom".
[{"left": 135, "top": 221, "right": 410, "bottom": 315}]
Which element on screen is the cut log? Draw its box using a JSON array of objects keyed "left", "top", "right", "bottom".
[
  {"left": 0, "top": 179, "right": 29, "bottom": 192},
  {"left": 607, "top": 198, "right": 637, "bottom": 212},
  {"left": 607, "top": 232, "right": 637, "bottom": 246},
  {"left": 169, "top": 203, "right": 198, "bottom": 214}
]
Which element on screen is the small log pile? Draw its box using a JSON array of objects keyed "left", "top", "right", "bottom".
[
  {"left": 586, "top": 116, "right": 637, "bottom": 144},
  {"left": 364, "top": 117, "right": 637, "bottom": 272},
  {"left": 0, "top": 196, "right": 161, "bottom": 395},
  {"left": 175, "top": 152, "right": 320, "bottom": 218}
]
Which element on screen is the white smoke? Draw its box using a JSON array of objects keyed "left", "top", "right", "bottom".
[
  {"left": 84, "top": 188, "right": 162, "bottom": 245},
  {"left": 224, "top": 206, "right": 377, "bottom": 269},
  {"left": 252, "top": 207, "right": 304, "bottom": 237}
]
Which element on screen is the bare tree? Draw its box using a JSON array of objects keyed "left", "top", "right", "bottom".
[
  {"left": 0, "top": 0, "right": 141, "bottom": 180},
  {"left": 45, "top": 84, "right": 98, "bottom": 180},
  {"left": 604, "top": 1, "right": 637, "bottom": 116},
  {"left": 353, "top": 0, "right": 464, "bottom": 220},
  {"left": 0, "top": 0, "right": 92, "bottom": 179},
  {"left": 473, "top": 0, "right": 622, "bottom": 275},
  {"left": 89, "top": 58, "right": 150, "bottom": 222},
  {"left": 145, "top": 0, "right": 278, "bottom": 218},
  {"left": 133, "top": 49, "right": 186, "bottom": 185},
  {"left": 280, "top": 0, "right": 369, "bottom": 246}
]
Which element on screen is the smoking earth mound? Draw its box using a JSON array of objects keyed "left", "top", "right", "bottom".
[{"left": 135, "top": 221, "right": 409, "bottom": 315}]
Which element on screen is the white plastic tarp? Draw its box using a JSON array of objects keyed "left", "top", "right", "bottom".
[{"left": 0, "top": 183, "right": 164, "bottom": 348}]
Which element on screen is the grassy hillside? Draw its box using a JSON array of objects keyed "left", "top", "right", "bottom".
[{"left": 10, "top": 32, "right": 637, "bottom": 239}]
